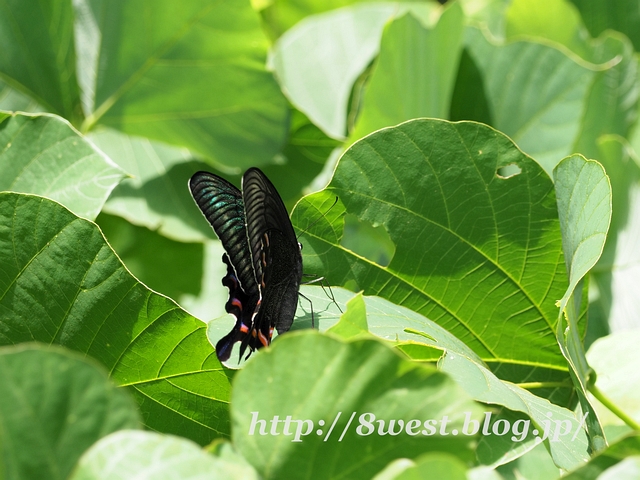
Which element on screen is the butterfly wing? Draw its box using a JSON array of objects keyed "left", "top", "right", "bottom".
[
  {"left": 240, "top": 168, "right": 303, "bottom": 356},
  {"left": 189, "top": 171, "right": 261, "bottom": 361},
  {"left": 189, "top": 171, "right": 259, "bottom": 299}
]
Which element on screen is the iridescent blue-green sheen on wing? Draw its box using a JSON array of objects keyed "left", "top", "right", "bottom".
[{"left": 189, "top": 172, "right": 259, "bottom": 299}]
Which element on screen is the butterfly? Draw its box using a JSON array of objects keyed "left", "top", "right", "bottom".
[{"left": 189, "top": 168, "right": 303, "bottom": 361}]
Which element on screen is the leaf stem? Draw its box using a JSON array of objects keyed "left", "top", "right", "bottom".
[{"left": 589, "top": 383, "right": 640, "bottom": 431}]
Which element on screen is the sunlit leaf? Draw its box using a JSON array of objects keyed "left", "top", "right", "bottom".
[{"left": 0, "top": 192, "right": 232, "bottom": 444}]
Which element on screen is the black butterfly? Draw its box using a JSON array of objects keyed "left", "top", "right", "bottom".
[{"left": 189, "top": 168, "right": 303, "bottom": 361}]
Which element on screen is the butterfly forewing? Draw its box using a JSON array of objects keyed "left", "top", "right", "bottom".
[
  {"left": 189, "top": 172, "right": 259, "bottom": 299},
  {"left": 242, "top": 168, "right": 303, "bottom": 335}
]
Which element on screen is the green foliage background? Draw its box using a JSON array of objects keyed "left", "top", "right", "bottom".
[{"left": 1, "top": 0, "right": 640, "bottom": 478}]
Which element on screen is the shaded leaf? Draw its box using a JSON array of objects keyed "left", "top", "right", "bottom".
[
  {"left": 0, "top": 343, "right": 140, "bottom": 480},
  {"left": 590, "top": 136, "right": 640, "bottom": 332},
  {"left": 463, "top": 27, "right": 595, "bottom": 174},
  {"left": 95, "top": 213, "right": 228, "bottom": 321},
  {"left": 350, "top": 4, "right": 464, "bottom": 142},
  {"left": 569, "top": 0, "right": 640, "bottom": 52},
  {"left": 0, "top": 0, "right": 81, "bottom": 121},
  {"left": 81, "top": 0, "right": 288, "bottom": 167},
  {"left": 294, "top": 287, "right": 589, "bottom": 470},
  {"left": 88, "top": 128, "right": 215, "bottom": 242}
]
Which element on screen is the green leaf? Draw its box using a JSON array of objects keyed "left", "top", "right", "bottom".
[
  {"left": 270, "top": 3, "right": 415, "bottom": 139},
  {"left": 70, "top": 431, "right": 258, "bottom": 480},
  {"left": 350, "top": 4, "right": 464, "bottom": 142},
  {"left": 292, "top": 288, "right": 588, "bottom": 471},
  {"left": 495, "top": 442, "right": 560, "bottom": 480},
  {"left": 0, "top": 0, "right": 81, "bottom": 121},
  {"left": 505, "top": 0, "right": 590, "bottom": 58},
  {"left": 79, "top": 0, "right": 288, "bottom": 167},
  {"left": 0, "top": 79, "right": 44, "bottom": 113},
  {"left": 573, "top": 35, "right": 638, "bottom": 161},
  {"left": 0, "top": 343, "right": 140, "bottom": 480},
  {"left": 294, "top": 119, "right": 568, "bottom": 370},
  {"left": 555, "top": 156, "right": 611, "bottom": 311},
  {"left": 95, "top": 213, "right": 228, "bottom": 321},
  {"left": 0, "top": 192, "right": 232, "bottom": 444},
  {"left": 440, "top": 352, "right": 589, "bottom": 470},
  {"left": 393, "top": 453, "right": 469, "bottom": 480},
  {"left": 88, "top": 128, "right": 216, "bottom": 242},
  {"left": 463, "top": 27, "right": 596, "bottom": 174},
  {"left": 326, "top": 291, "right": 369, "bottom": 339},
  {"left": 259, "top": 0, "right": 424, "bottom": 39},
  {"left": 0, "top": 112, "right": 125, "bottom": 220},
  {"left": 569, "top": 0, "right": 640, "bottom": 52},
  {"left": 231, "top": 331, "right": 483, "bottom": 479},
  {"left": 561, "top": 433, "right": 640, "bottom": 480},
  {"left": 553, "top": 155, "right": 612, "bottom": 452}
]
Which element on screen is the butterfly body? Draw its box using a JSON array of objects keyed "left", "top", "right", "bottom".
[{"left": 189, "top": 168, "right": 302, "bottom": 361}]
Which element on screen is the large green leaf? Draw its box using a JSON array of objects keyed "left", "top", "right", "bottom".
[
  {"left": 349, "top": 4, "right": 464, "bottom": 142},
  {"left": 290, "top": 288, "right": 588, "bottom": 471},
  {"left": 80, "top": 0, "right": 288, "bottom": 167},
  {"left": 232, "top": 331, "right": 483, "bottom": 479},
  {"left": 0, "top": 192, "right": 232, "bottom": 444},
  {"left": 0, "top": 0, "right": 289, "bottom": 167},
  {"left": 70, "top": 431, "right": 258, "bottom": 480},
  {"left": 0, "top": 344, "right": 140, "bottom": 480},
  {"left": 0, "top": 0, "right": 81, "bottom": 122},
  {"left": 270, "top": 3, "right": 421, "bottom": 139},
  {"left": 0, "top": 112, "right": 125, "bottom": 220},
  {"left": 294, "top": 119, "right": 568, "bottom": 370},
  {"left": 462, "top": 27, "right": 596, "bottom": 174}
]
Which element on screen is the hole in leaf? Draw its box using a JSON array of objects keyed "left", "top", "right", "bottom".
[
  {"left": 497, "top": 163, "right": 522, "bottom": 179},
  {"left": 340, "top": 214, "right": 395, "bottom": 267}
]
